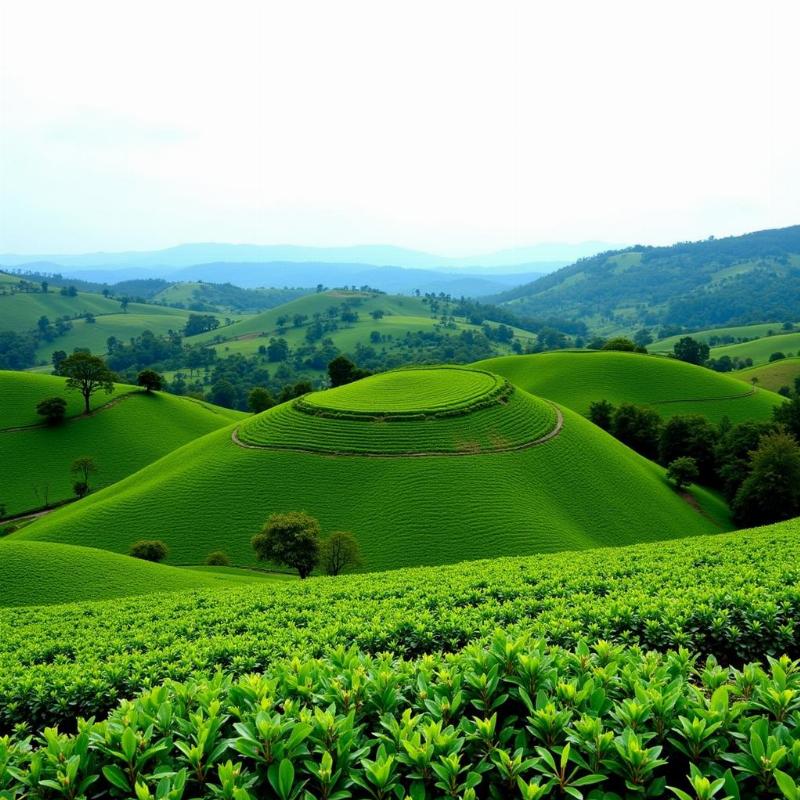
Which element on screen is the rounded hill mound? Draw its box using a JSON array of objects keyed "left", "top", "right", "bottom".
[
  {"left": 16, "top": 366, "right": 728, "bottom": 571},
  {"left": 474, "top": 351, "right": 784, "bottom": 425},
  {"left": 237, "top": 367, "right": 558, "bottom": 454}
]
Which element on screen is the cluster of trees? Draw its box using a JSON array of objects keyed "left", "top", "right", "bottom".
[{"left": 589, "top": 383, "right": 800, "bottom": 526}]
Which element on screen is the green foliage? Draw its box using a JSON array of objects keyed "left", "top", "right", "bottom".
[
  {"left": 602, "top": 336, "right": 638, "bottom": 352},
  {"left": 205, "top": 550, "right": 231, "bottom": 566},
  {"left": 611, "top": 403, "right": 663, "bottom": 460},
  {"left": 59, "top": 352, "right": 116, "bottom": 413},
  {"left": 35, "top": 396, "right": 67, "bottom": 425},
  {"left": 733, "top": 430, "right": 800, "bottom": 526},
  {"left": 327, "top": 354, "right": 370, "bottom": 387},
  {"left": 320, "top": 531, "right": 362, "bottom": 576},
  {"left": 667, "top": 457, "right": 699, "bottom": 491},
  {"left": 252, "top": 512, "right": 321, "bottom": 578},
  {"left": 673, "top": 337, "right": 711, "bottom": 366},
  {"left": 129, "top": 539, "right": 169, "bottom": 562},
  {"left": 137, "top": 369, "right": 163, "bottom": 392},
  {"left": 246, "top": 387, "right": 275, "bottom": 414},
  {"left": 2, "top": 518, "right": 799, "bottom": 729}
]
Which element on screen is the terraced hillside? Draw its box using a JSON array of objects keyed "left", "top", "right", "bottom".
[
  {"left": 15, "top": 367, "right": 727, "bottom": 570},
  {"left": 0, "top": 371, "right": 244, "bottom": 515},
  {"left": 0, "top": 541, "right": 284, "bottom": 606},
  {"left": 733, "top": 356, "right": 800, "bottom": 393},
  {"left": 475, "top": 350, "right": 785, "bottom": 424}
]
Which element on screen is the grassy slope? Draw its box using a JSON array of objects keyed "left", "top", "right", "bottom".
[
  {"left": 710, "top": 331, "right": 800, "bottom": 366},
  {"left": 733, "top": 357, "right": 800, "bottom": 392},
  {"left": 474, "top": 351, "right": 784, "bottom": 425},
  {"left": 651, "top": 322, "right": 797, "bottom": 352},
  {"left": 0, "top": 541, "right": 287, "bottom": 607},
  {"left": 16, "top": 400, "right": 726, "bottom": 570},
  {"left": 0, "top": 372, "right": 244, "bottom": 515},
  {"left": 191, "top": 290, "right": 535, "bottom": 360}
]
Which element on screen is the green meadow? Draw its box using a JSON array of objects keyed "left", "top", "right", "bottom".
[
  {"left": 475, "top": 350, "right": 785, "bottom": 424},
  {"left": 733, "top": 356, "right": 800, "bottom": 392},
  {"left": 710, "top": 330, "right": 800, "bottom": 365}
]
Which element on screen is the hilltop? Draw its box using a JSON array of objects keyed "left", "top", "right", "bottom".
[
  {"left": 14, "top": 366, "right": 726, "bottom": 570},
  {"left": 474, "top": 350, "right": 785, "bottom": 424},
  {"left": 493, "top": 224, "right": 800, "bottom": 333},
  {"left": 0, "top": 370, "right": 244, "bottom": 516}
]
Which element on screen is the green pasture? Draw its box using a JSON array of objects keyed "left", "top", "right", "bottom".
[
  {"left": 710, "top": 330, "right": 800, "bottom": 366},
  {"left": 0, "top": 371, "right": 244, "bottom": 515},
  {"left": 652, "top": 321, "right": 796, "bottom": 352},
  {"left": 475, "top": 350, "right": 784, "bottom": 425},
  {"left": 733, "top": 356, "right": 800, "bottom": 392}
]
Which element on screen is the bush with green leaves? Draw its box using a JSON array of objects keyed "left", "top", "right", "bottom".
[
  {"left": 129, "top": 539, "right": 169, "bottom": 562},
  {"left": 2, "top": 634, "right": 800, "bottom": 799},
  {"left": 1, "top": 519, "right": 799, "bottom": 731},
  {"left": 205, "top": 550, "right": 231, "bottom": 567}
]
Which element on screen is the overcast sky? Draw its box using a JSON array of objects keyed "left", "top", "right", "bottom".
[{"left": 1, "top": 0, "right": 798, "bottom": 256}]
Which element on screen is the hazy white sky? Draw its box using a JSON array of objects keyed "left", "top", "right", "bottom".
[{"left": 1, "top": 0, "right": 799, "bottom": 255}]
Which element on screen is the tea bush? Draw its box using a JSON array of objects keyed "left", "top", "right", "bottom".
[
  {"left": 1, "top": 520, "right": 798, "bottom": 731},
  {"left": 2, "top": 634, "right": 800, "bottom": 798}
]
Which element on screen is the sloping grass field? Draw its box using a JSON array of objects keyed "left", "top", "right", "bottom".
[
  {"left": 0, "top": 541, "right": 285, "bottom": 606},
  {"left": 475, "top": 350, "right": 785, "bottom": 424},
  {"left": 0, "top": 371, "right": 244, "bottom": 515},
  {"left": 710, "top": 330, "right": 800, "bottom": 366},
  {"left": 652, "top": 321, "right": 797, "bottom": 351},
  {"left": 15, "top": 367, "right": 728, "bottom": 569},
  {"left": 733, "top": 356, "right": 800, "bottom": 392}
]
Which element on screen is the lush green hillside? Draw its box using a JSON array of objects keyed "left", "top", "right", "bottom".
[
  {"left": 15, "top": 367, "right": 726, "bottom": 569},
  {"left": 0, "top": 371, "right": 244, "bottom": 515},
  {"left": 494, "top": 224, "right": 800, "bottom": 332},
  {"left": 651, "top": 320, "right": 797, "bottom": 352},
  {"left": 474, "top": 350, "right": 785, "bottom": 424},
  {"left": 192, "top": 289, "right": 536, "bottom": 362},
  {"left": 733, "top": 356, "right": 800, "bottom": 392},
  {"left": 709, "top": 330, "right": 800, "bottom": 366},
  {"left": 0, "top": 541, "right": 284, "bottom": 606}
]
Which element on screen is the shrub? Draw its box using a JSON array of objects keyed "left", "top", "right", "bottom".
[
  {"left": 35, "top": 396, "right": 67, "bottom": 425},
  {"left": 129, "top": 539, "right": 169, "bottom": 562},
  {"left": 205, "top": 550, "right": 231, "bottom": 566}
]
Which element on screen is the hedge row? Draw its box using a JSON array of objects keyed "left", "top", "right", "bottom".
[{"left": 3, "top": 634, "right": 800, "bottom": 799}]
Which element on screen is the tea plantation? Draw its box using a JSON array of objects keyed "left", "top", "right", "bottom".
[
  {"left": 0, "top": 541, "right": 282, "bottom": 606},
  {"left": 13, "top": 367, "right": 727, "bottom": 569},
  {"left": 2, "top": 518, "right": 800, "bottom": 797},
  {"left": 0, "top": 372, "right": 245, "bottom": 515},
  {"left": 475, "top": 350, "right": 785, "bottom": 424}
]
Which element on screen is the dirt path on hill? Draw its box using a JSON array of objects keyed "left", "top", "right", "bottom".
[{"left": 230, "top": 403, "right": 564, "bottom": 458}]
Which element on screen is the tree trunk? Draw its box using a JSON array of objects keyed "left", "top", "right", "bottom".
[{"left": 83, "top": 391, "right": 90, "bottom": 414}]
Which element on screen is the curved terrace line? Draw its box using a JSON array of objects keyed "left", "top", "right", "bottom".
[{"left": 231, "top": 402, "right": 564, "bottom": 458}]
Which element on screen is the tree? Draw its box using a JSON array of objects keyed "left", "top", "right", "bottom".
[
  {"left": 773, "top": 394, "right": 800, "bottom": 441},
  {"left": 673, "top": 337, "right": 709, "bottom": 365},
  {"left": 733, "top": 430, "right": 800, "bottom": 526},
  {"left": 36, "top": 396, "right": 67, "bottom": 425},
  {"left": 251, "top": 511, "right": 321, "bottom": 578},
  {"left": 658, "top": 415, "right": 718, "bottom": 484},
  {"left": 184, "top": 314, "right": 220, "bottom": 336},
  {"left": 40, "top": 280, "right": 48, "bottom": 293},
  {"left": 129, "top": 540, "right": 169, "bottom": 562},
  {"left": 70, "top": 456, "right": 97, "bottom": 497},
  {"left": 278, "top": 380, "right": 314, "bottom": 403},
  {"left": 248, "top": 387, "right": 275, "bottom": 413},
  {"left": 633, "top": 328, "right": 653, "bottom": 348},
  {"left": 137, "top": 369, "right": 163, "bottom": 393},
  {"left": 602, "top": 337, "right": 637, "bottom": 352},
  {"left": 610, "top": 403, "right": 663, "bottom": 460},
  {"left": 370, "top": 309, "right": 385, "bottom": 320},
  {"left": 666, "top": 457, "right": 699, "bottom": 491},
  {"left": 714, "top": 420, "right": 773, "bottom": 501},
  {"left": 320, "top": 531, "right": 362, "bottom": 576},
  {"left": 51, "top": 350, "right": 67, "bottom": 372},
  {"left": 328, "top": 355, "right": 370, "bottom": 388},
  {"left": 210, "top": 379, "right": 238, "bottom": 409},
  {"left": 769, "top": 352, "right": 787, "bottom": 362},
  {"left": 205, "top": 550, "right": 231, "bottom": 566},
  {"left": 120, "top": 298, "right": 129, "bottom": 313},
  {"left": 588, "top": 399, "right": 615, "bottom": 431},
  {"left": 59, "top": 352, "right": 116, "bottom": 413},
  {"left": 267, "top": 338, "right": 289, "bottom": 362}
]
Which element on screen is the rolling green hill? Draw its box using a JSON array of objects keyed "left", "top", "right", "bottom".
[
  {"left": 474, "top": 350, "right": 785, "bottom": 424},
  {"left": 733, "top": 356, "right": 800, "bottom": 393},
  {"left": 651, "top": 321, "right": 797, "bottom": 352},
  {"left": 191, "top": 289, "right": 536, "bottom": 361},
  {"left": 15, "top": 366, "right": 727, "bottom": 570},
  {"left": 0, "top": 541, "right": 285, "bottom": 606},
  {"left": 709, "top": 330, "right": 800, "bottom": 366},
  {"left": 0, "top": 371, "right": 244, "bottom": 516},
  {"left": 493, "top": 225, "right": 800, "bottom": 332}
]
